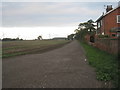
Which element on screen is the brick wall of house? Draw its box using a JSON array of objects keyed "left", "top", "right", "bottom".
[
  {"left": 97, "top": 7, "right": 120, "bottom": 37},
  {"left": 103, "top": 7, "right": 120, "bottom": 36}
]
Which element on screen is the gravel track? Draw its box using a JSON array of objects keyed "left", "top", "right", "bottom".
[{"left": 2, "top": 40, "right": 103, "bottom": 88}]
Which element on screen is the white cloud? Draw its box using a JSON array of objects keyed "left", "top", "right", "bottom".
[
  {"left": 0, "top": 27, "right": 76, "bottom": 39},
  {"left": 2, "top": 0, "right": 118, "bottom": 2},
  {"left": 2, "top": 2, "right": 117, "bottom": 27},
  {"left": 2, "top": 2, "right": 103, "bottom": 27},
  {"left": 3, "top": 3, "right": 101, "bottom": 16}
]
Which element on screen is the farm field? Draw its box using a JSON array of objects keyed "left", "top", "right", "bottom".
[{"left": 2, "top": 40, "right": 70, "bottom": 58}]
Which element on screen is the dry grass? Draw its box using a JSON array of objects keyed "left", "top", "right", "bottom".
[{"left": 2, "top": 40, "right": 70, "bottom": 58}]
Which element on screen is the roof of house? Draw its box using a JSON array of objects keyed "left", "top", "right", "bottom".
[
  {"left": 96, "top": 15, "right": 104, "bottom": 22},
  {"left": 96, "top": 5, "right": 120, "bottom": 22}
]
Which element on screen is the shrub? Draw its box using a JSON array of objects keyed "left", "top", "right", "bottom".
[{"left": 98, "top": 35, "right": 110, "bottom": 38}]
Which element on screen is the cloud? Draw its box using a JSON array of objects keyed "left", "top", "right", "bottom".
[
  {"left": 3, "top": 2, "right": 101, "bottom": 16},
  {"left": 2, "top": 2, "right": 117, "bottom": 27},
  {"left": 2, "top": 0, "right": 118, "bottom": 2},
  {"left": 0, "top": 26, "right": 76, "bottom": 39}
]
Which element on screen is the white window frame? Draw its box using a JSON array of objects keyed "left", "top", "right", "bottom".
[
  {"left": 101, "top": 20, "right": 102, "bottom": 26},
  {"left": 98, "top": 22, "right": 101, "bottom": 28},
  {"left": 117, "top": 15, "right": 120, "bottom": 23}
]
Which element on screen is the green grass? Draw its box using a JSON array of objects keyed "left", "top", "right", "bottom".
[
  {"left": 2, "top": 40, "right": 70, "bottom": 58},
  {"left": 80, "top": 41, "right": 119, "bottom": 88}
]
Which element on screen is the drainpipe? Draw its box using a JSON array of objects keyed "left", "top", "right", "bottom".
[{"left": 103, "top": 18, "right": 105, "bottom": 35}]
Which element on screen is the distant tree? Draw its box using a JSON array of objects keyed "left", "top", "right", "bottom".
[
  {"left": 16, "top": 37, "right": 19, "bottom": 40},
  {"left": 67, "top": 34, "right": 75, "bottom": 40},
  {"left": 2, "top": 37, "right": 23, "bottom": 41},
  {"left": 20, "top": 39, "right": 23, "bottom": 41},
  {"left": 74, "top": 29, "right": 79, "bottom": 33},
  {"left": 38, "top": 36, "right": 42, "bottom": 40},
  {"left": 75, "top": 19, "right": 96, "bottom": 41},
  {"left": 2, "top": 38, "right": 14, "bottom": 41},
  {"left": 74, "top": 28, "right": 88, "bottom": 40},
  {"left": 78, "top": 19, "right": 96, "bottom": 33}
]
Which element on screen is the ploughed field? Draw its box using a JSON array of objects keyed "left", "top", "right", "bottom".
[{"left": 2, "top": 40, "right": 70, "bottom": 58}]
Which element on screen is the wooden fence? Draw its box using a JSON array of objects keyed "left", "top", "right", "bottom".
[{"left": 94, "top": 38, "right": 119, "bottom": 54}]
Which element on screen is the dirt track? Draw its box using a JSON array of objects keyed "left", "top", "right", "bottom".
[{"left": 3, "top": 40, "right": 103, "bottom": 88}]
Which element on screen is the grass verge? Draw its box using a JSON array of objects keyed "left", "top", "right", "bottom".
[{"left": 80, "top": 41, "right": 119, "bottom": 88}]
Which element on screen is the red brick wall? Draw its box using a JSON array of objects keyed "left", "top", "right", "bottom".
[
  {"left": 97, "top": 7, "right": 120, "bottom": 37},
  {"left": 104, "top": 7, "right": 120, "bottom": 36},
  {"left": 84, "top": 34, "right": 90, "bottom": 42}
]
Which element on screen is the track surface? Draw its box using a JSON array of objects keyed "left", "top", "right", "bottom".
[{"left": 3, "top": 40, "right": 103, "bottom": 88}]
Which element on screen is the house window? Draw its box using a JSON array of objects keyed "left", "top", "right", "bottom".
[
  {"left": 117, "top": 15, "right": 120, "bottom": 23},
  {"left": 98, "top": 22, "right": 100, "bottom": 28},
  {"left": 98, "top": 20, "right": 102, "bottom": 28},
  {"left": 112, "top": 34, "right": 116, "bottom": 37},
  {"left": 117, "top": 32, "right": 120, "bottom": 37},
  {"left": 101, "top": 20, "right": 102, "bottom": 26}
]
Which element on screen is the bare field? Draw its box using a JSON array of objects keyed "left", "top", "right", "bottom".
[{"left": 2, "top": 40, "right": 70, "bottom": 58}]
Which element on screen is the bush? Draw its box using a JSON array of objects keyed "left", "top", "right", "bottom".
[
  {"left": 98, "top": 35, "right": 110, "bottom": 38},
  {"left": 2, "top": 38, "right": 23, "bottom": 41}
]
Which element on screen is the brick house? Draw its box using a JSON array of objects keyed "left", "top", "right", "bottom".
[{"left": 96, "top": 3, "right": 120, "bottom": 38}]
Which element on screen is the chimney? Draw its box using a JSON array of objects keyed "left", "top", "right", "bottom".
[
  {"left": 118, "top": 1, "right": 120, "bottom": 7},
  {"left": 106, "top": 5, "right": 113, "bottom": 12}
]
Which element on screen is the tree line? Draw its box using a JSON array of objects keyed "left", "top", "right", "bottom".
[
  {"left": 67, "top": 19, "right": 96, "bottom": 41},
  {"left": 1, "top": 35, "right": 43, "bottom": 41},
  {"left": 2, "top": 37, "right": 23, "bottom": 41}
]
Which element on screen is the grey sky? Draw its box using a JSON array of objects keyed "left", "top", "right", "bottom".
[
  {"left": 2, "top": 0, "right": 119, "bottom": 2},
  {"left": 1, "top": 2, "right": 118, "bottom": 27},
  {"left": 0, "top": 1, "right": 119, "bottom": 39}
]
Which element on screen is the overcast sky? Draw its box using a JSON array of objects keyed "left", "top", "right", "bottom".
[{"left": 0, "top": 1, "right": 119, "bottom": 39}]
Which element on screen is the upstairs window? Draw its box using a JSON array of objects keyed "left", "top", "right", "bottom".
[
  {"left": 98, "top": 22, "right": 101, "bottom": 28},
  {"left": 117, "top": 15, "right": 120, "bottom": 23},
  {"left": 101, "top": 20, "right": 103, "bottom": 26},
  {"left": 98, "top": 20, "right": 102, "bottom": 28}
]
